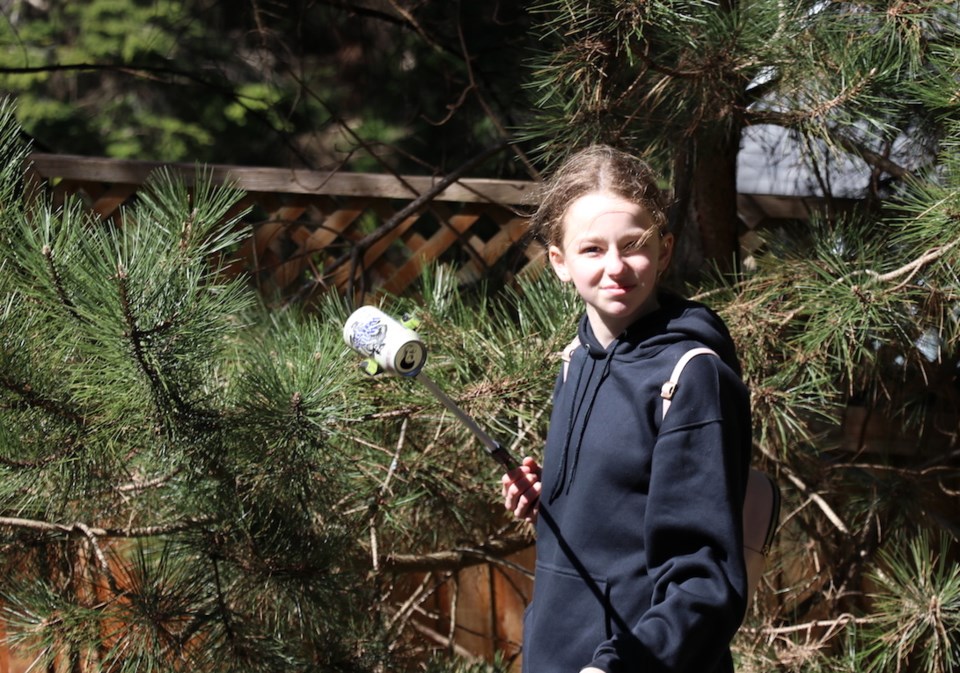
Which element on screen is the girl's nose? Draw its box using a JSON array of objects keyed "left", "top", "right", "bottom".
[{"left": 605, "top": 250, "right": 626, "bottom": 275}]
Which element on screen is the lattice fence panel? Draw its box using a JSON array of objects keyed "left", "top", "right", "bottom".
[{"left": 24, "top": 153, "right": 542, "bottom": 304}]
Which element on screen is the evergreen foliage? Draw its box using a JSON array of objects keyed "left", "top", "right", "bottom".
[
  {"left": 861, "top": 531, "right": 960, "bottom": 673},
  {"left": 734, "top": 126, "right": 960, "bottom": 673},
  {"left": 0, "top": 98, "right": 563, "bottom": 671},
  {"left": 0, "top": 0, "right": 534, "bottom": 177},
  {"left": 522, "top": 0, "right": 956, "bottom": 173},
  {"left": 1, "top": 0, "right": 959, "bottom": 671},
  {"left": 703, "top": 120, "right": 960, "bottom": 672}
]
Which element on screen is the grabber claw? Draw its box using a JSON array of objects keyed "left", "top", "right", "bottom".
[{"left": 358, "top": 358, "right": 383, "bottom": 376}]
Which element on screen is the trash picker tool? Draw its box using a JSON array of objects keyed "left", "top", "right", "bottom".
[{"left": 342, "top": 306, "right": 517, "bottom": 470}]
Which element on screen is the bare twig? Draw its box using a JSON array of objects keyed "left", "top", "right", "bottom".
[
  {"left": 0, "top": 515, "right": 211, "bottom": 538},
  {"left": 752, "top": 613, "right": 879, "bottom": 637},
  {"left": 386, "top": 572, "right": 439, "bottom": 635},
  {"left": 447, "top": 572, "right": 459, "bottom": 651},
  {"left": 386, "top": 0, "right": 442, "bottom": 51},
  {"left": 455, "top": 18, "right": 539, "bottom": 179},
  {"left": 370, "top": 417, "right": 408, "bottom": 572},
  {"left": 407, "top": 616, "right": 479, "bottom": 661},
  {"left": 755, "top": 442, "right": 850, "bottom": 535},
  {"left": 73, "top": 521, "right": 120, "bottom": 594},
  {"left": 378, "top": 534, "right": 533, "bottom": 574},
  {"left": 116, "top": 469, "right": 182, "bottom": 493},
  {"left": 329, "top": 143, "right": 509, "bottom": 267}
]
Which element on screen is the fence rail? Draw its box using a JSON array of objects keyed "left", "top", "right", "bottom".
[{"left": 24, "top": 152, "right": 543, "bottom": 303}]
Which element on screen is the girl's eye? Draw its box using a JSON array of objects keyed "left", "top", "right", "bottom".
[{"left": 581, "top": 245, "right": 602, "bottom": 255}]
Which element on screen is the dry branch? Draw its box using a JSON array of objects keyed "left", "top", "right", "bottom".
[{"left": 378, "top": 533, "right": 533, "bottom": 574}]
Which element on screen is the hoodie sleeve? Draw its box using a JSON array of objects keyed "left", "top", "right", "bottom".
[{"left": 587, "top": 353, "right": 751, "bottom": 673}]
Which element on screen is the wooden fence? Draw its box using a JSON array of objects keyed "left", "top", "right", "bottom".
[{"left": 24, "top": 153, "right": 543, "bottom": 304}]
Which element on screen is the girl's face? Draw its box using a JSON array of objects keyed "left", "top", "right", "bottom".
[{"left": 548, "top": 191, "right": 673, "bottom": 347}]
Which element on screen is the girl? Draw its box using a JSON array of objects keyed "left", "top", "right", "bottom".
[{"left": 503, "top": 145, "right": 751, "bottom": 673}]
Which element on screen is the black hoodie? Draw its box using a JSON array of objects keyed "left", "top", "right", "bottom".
[{"left": 523, "top": 292, "right": 751, "bottom": 673}]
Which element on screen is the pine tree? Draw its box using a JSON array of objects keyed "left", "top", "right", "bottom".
[
  {"left": 724, "top": 122, "right": 960, "bottom": 673},
  {"left": 520, "top": 2, "right": 960, "bottom": 671},
  {"left": 0, "top": 95, "right": 374, "bottom": 671},
  {"left": 0, "top": 96, "right": 572, "bottom": 671},
  {"left": 521, "top": 0, "right": 957, "bottom": 281}
]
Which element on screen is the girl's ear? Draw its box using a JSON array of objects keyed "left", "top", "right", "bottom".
[
  {"left": 657, "top": 232, "right": 675, "bottom": 276},
  {"left": 548, "top": 245, "right": 571, "bottom": 282}
]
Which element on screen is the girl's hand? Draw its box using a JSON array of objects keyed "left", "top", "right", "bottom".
[{"left": 501, "top": 456, "right": 542, "bottom": 523}]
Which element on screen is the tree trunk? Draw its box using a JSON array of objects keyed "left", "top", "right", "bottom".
[{"left": 668, "top": 126, "right": 743, "bottom": 286}]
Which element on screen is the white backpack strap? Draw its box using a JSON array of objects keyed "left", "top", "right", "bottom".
[
  {"left": 561, "top": 336, "right": 581, "bottom": 383},
  {"left": 660, "top": 347, "right": 717, "bottom": 419}
]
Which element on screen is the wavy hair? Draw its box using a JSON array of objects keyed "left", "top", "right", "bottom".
[{"left": 529, "top": 145, "right": 670, "bottom": 248}]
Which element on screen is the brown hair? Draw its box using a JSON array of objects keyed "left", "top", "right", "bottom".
[{"left": 529, "top": 145, "right": 670, "bottom": 248}]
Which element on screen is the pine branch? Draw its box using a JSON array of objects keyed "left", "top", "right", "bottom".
[
  {"left": 210, "top": 557, "right": 238, "bottom": 646},
  {"left": 0, "top": 372, "right": 87, "bottom": 429},
  {"left": 72, "top": 521, "right": 120, "bottom": 595},
  {"left": 0, "top": 515, "right": 211, "bottom": 538},
  {"left": 754, "top": 443, "right": 850, "bottom": 535},
  {"left": 41, "top": 244, "right": 83, "bottom": 324},
  {"left": 747, "top": 67, "right": 880, "bottom": 127},
  {"left": 833, "top": 234, "right": 960, "bottom": 292},
  {"left": 741, "top": 613, "right": 880, "bottom": 638},
  {"left": 113, "top": 469, "right": 183, "bottom": 494},
  {"left": 833, "top": 127, "right": 913, "bottom": 181},
  {"left": 408, "top": 617, "right": 481, "bottom": 662},
  {"left": 115, "top": 262, "right": 191, "bottom": 420},
  {"left": 878, "top": 237, "right": 960, "bottom": 291},
  {"left": 377, "top": 533, "right": 533, "bottom": 574}
]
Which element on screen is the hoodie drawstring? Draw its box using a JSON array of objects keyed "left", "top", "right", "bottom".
[{"left": 548, "top": 339, "right": 618, "bottom": 503}]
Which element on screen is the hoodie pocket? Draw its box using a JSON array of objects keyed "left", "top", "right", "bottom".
[{"left": 523, "top": 561, "right": 609, "bottom": 672}]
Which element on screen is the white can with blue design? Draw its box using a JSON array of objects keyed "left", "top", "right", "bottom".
[{"left": 342, "top": 306, "right": 428, "bottom": 376}]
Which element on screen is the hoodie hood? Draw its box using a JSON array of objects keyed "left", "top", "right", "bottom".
[
  {"left": 577, "top": 290, "right": 742, "bottom": 376},
  {"left": 548, "top": 291, "right": 742, "bottom": 502}
]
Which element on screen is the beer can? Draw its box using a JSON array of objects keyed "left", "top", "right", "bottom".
[{"left": 343, "top": 306, "right": 428, "bottom": 376}]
